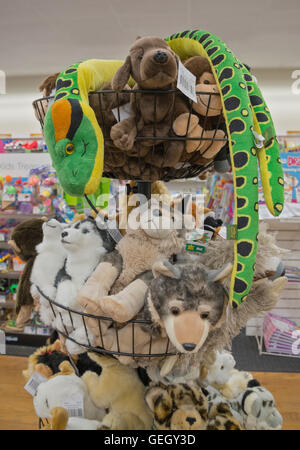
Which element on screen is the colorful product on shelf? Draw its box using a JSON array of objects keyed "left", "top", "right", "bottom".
[
  {"left": 206, "top": 174, "right": 234, "bottom": 225},
  {"left": 0, "top": 251, "right": 11, "bottom": 273},
  {"left": 1, "top": 137, "right": 46, "bottom": 153},
  {"left": 263, "top": 313, "right": 300, "bottom": 356}
]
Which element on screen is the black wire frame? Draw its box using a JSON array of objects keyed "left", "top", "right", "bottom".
[
  {"left": 36, "top": 286, "right": 176, "bottom": 359},
  {"left": 32, "top": 88, "right": 227, "bottom": 182}
]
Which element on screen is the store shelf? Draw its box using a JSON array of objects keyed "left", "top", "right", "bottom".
[
  {"left": 0, "top": 301, "right": 15, "bottom": 308},
  {"left": 0, "top": 242, "right": 11, "bottom": 249},
  {"left": 0, "top": 272, "right": 20, "bottom": 279},
  {"left": 0, "top": 213, "right": 53, "bottom": 220}
]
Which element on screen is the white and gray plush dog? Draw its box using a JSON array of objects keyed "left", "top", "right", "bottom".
[
  {"left": 53, "top": 217, "right": 116, "bottom": 354},
  {"left": 30, "top": 218, "right": 67, "bottom": 326}
]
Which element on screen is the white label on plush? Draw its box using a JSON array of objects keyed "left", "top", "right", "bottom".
[
  {"left": 62, "top": 393, "right": 84, "bottom": 417},
  {"left": 24, "top": 371, "right": 48, "bottom": 396},
  {"left": 177, "top": 60, "right": 197, "bottom": 103},
  {"left": 112, "top": 103, "right": 131, "bottom": 122}
]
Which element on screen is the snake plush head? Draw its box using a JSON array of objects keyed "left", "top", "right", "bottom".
[
  {"left": 43, "top": 59, "right": 125, "bottom": 196},
  {"left": 44, "top": 98, "right": 101, "bottom": 196}
]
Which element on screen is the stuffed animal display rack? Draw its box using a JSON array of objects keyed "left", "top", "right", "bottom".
[{"left": 42, "top": 29, "right": 285, "bottom": 310}]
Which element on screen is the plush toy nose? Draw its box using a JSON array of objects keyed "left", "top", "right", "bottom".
[
  {"left": 182, "top": 343, "right": 196, "bottom": 351},
  {"left": 61, "top": 231, "right": 68, "bottom": 238},
  {"left": 153, "top": 50, "right": 168, "bottom": 64},
  {"left": 186, "top": 417, "right": 196, "bottom": 425}
]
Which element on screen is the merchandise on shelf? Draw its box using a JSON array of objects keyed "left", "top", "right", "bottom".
[
  {"left": 206, "top": 173, "right": 234, "bottom": 225},
  {"left": 0, "top": 137, "right": 46, "bottom": 153}
]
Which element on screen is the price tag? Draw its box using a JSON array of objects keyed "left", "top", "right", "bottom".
[
  {"left": 62, "top": 393, "right": 84, "bottom": 417},
  {"left": 177, "top": 60, "right": 197, "bottom": 103},
  {"left": 226, "top": 225, "right": 238, "bottom": 240},
  {"left": 24, "top": 371, "right": 48, "bottom": 396},
  {"left": 185, "top": 229, "right": 213, "bottom": 253},
  {"left": 218, "top": 226, "right": 227, "bottom": 240},
  {"left": 112, "top": 103, "right": 131, "bottom": 122}
]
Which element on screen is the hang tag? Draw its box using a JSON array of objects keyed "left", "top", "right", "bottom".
[
  {"left": 263, "top": 126, "right": 275, "bottom": 143},
  {"left": 185, "top": 229, "right": 213, "bottom": 253},
  {"left": 177, "top": 60, "right": 197, "bottom": 103},
  {"left": 218, "top": 226, "right": 227, "bottom": 240},
  {"left": 226, "top": 225, "right": 238, "bottom": 240},
  {"left": 112, "top": 103, "right": 131, "bottom": 122},
  {"left": 252, "top": 130, "right": 265, "bottom": 149},
  {"left": 96, "top": 214, "right": 122, "bottom": 243},
  {"left": 108, "top": 227, "right": 123, "bottom": 244},
  {"left": 62, "top": 393, "right": 84, "bottom": 418},
  {"left": 0, "top": 330, "right": 6, "bottom": 355},
  {"left": 24, "top": 371, "right": 48, "bottom": 396}
]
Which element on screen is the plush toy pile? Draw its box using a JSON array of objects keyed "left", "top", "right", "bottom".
[
  {"left": 24, "top": 343, "right": 282, "bottom": 430},
  {"left": 24, "top": 28, "right": 287, "bottom": 430},
  {"left": 18, "top": 200, "right": 287, "bottom": 430}
]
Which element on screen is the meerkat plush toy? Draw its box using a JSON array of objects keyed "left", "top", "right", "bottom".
[{"left": 3, "top": 218, "right": 46, "bottom": 332}]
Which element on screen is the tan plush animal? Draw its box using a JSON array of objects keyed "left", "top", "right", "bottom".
[
  {"left": 81, "top": 352, "right": 153, "bottom": 430},
  {"left": 77, "top": 198, "right": 185, "bottom": 324}
]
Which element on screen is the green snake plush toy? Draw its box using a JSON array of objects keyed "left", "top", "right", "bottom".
[
  {"left": 43, "top": 30, "right": 284, "bottom": 308},
  {"left": 164, "top": 30, "right": 284, "bottom": 307},
  {"left": 44, "top": 59, "right": 125, "bottom": 196}
]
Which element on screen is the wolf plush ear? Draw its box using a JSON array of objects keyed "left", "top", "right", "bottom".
[
  {"left": 112, "top": 55, "right": 132, "bottom": 92},
  {"left": 152, "top": 259, "right": 181, "bottom": 279},
  {"left": 207, "top": 263, "right": 233, "bottom": 283}
]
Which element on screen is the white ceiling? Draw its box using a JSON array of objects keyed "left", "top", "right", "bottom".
[{"left": 1, "top": 0, "right": 300, "bottom": 76}]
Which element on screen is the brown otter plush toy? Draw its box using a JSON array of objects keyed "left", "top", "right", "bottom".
[
  {"left": 172, "top": 56, "right": 226, "bottom": 166},
  {"left": 4, "top": 218, "right": 46, "bottom": 331}
]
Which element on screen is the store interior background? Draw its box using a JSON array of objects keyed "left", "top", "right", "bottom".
[
  {"left": 1, "top": 0, "right": 299, "bottom": 135},
  {"left": 0, "top": 0, "right": 299, "bottom": 431}
]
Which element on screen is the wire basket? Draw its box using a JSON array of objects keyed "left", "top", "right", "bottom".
[
  {"left": 38, "top": 287, "right": 176, "bottom": 360},
  {"left": 33, "top": 89, "right": 228, "bottom": 182}
]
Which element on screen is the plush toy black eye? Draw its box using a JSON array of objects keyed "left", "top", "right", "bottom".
[
  {"left": 171, "top": 307, "right": 180, "bottom": 316},
  {"left": 65, "top": 142, "right": 75, "bottom": 155},
  {"left": 201, "top": 312, "right": 209, "bottom": 319},
  {"left": 203, "top": 80, "right": 210, "bottom": 84},
  {"left": 221, "top": 365, "right": 224, "bottom": 370},
  {"left": 153, "top": 208, "right": 162, "bottom": 217},
  {"left": 82, "top": 229, "right": 89, "bottom": 234},
  {"left": 138, "top": 55, "right": 143, "bottom": 61}
]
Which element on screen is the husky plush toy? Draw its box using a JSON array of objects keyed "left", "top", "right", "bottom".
[
  {"left": 77, "top": 198, "right": 186, "bottom": 327},
  {"left": 52, "top": 217, "right": 116, "bottom": 354},
  {"left": 30, "top": 218, "right": 67, "bottom": 326}
]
